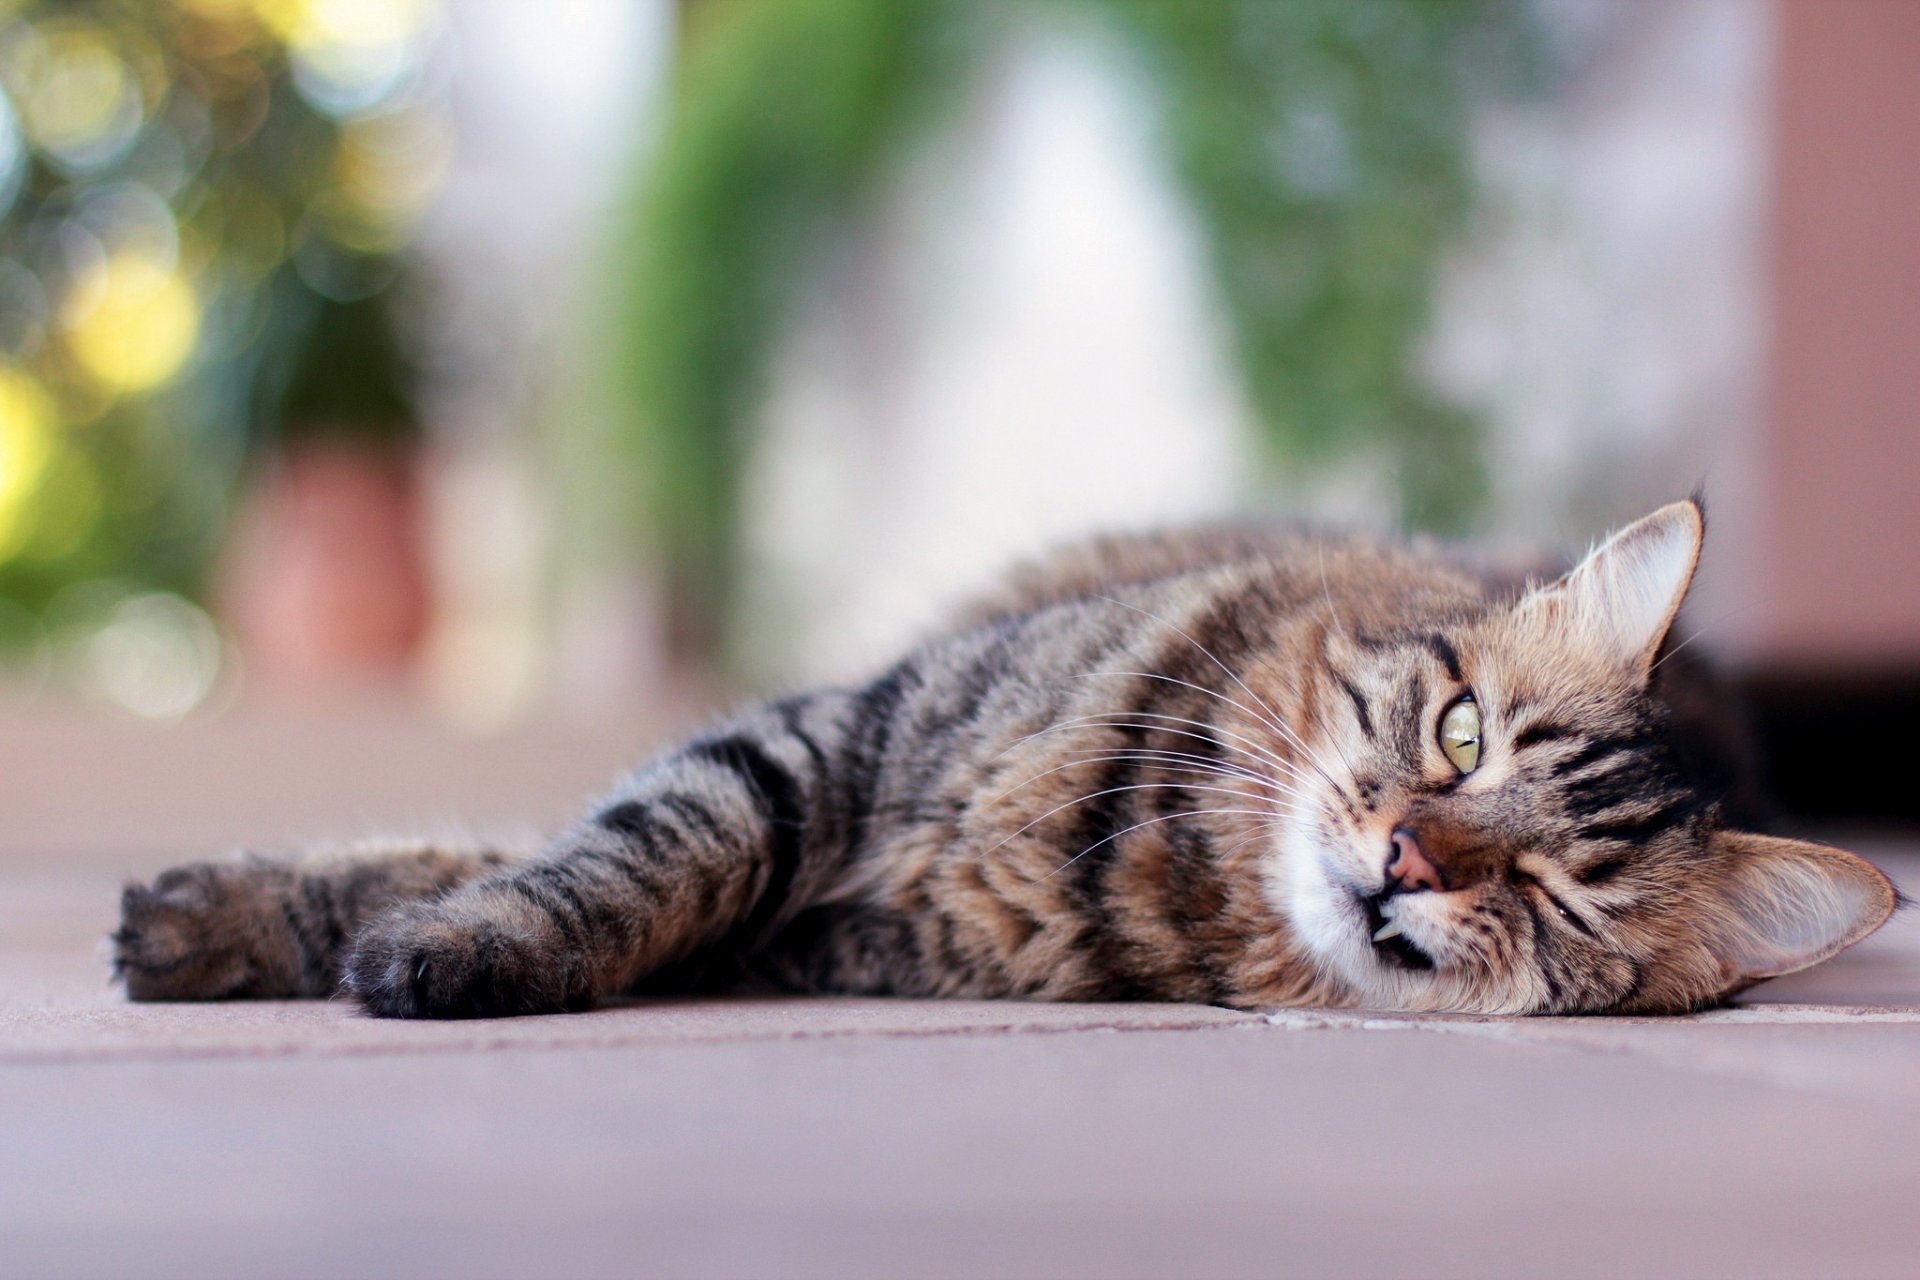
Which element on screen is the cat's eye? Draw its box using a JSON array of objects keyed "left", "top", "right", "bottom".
[{"left": 1439, "top": 695, "right": 1481, "bottom": 774}]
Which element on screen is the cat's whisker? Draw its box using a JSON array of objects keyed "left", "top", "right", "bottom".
[
  {"left": 986, "top": 783, "right": 1280, "bottom": 861},
  {"left": 988, "top": 755, "right": 1283, "bottom": 809},
  {"left": 1032, "top": 806, "right": 1279, "bottom": 884},
  {"left": 1047, "top": 755, "right": 1307, "bottom": 807},
  {"left": 1055, "top": 736, "right": 1296, "bottom": 781},
  {"left": 1016, "top": 709, "right": 1310, "bottom": 786},
  {"left": 1647, "top": 602, "right": 1759, "bottom": 674},
  {"left": 1067, "top": 669, "right": 1347, "bottom": 797},
  {"left": 1072, "top": 670, "right": 1305, "bottom": 755},
  {"left": 1091, "top": 595, "right": 1356, "bottom": 796},
  {"left": 992, "top": 712, "right": 1302, "bottom": 785},
  {"left": 1013, "top": 724, "right": 1313, "bottom": 804},
  {"left": 1098, "top": 602, "right": 1351, "bottom": 782},
  {"left": 1090, "top": 594, "right": 1294, "bottom": 731},
  {"left": 1059, "top": 742, "right": 1271, "bottom": 774},
  {"left": 1055, "top": 746, "right": 1293, "bottom": 793},
  {"left": 1210, "top": 820, "right": 1291, "bottom": 862},
  {"left": 999, "top": 719, "right": 1301, "bottom": 790},
  {"left": 1042, "top": 753, "right": 1288, "bottom": 797}
]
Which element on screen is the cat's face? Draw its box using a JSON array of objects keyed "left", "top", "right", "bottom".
[{"left": 1275, "top": 501, "right": 1895, "bottom": 1014}]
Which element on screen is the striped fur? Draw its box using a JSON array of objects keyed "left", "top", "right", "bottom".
[{"left": 114, "top": 500, "right": 1895, "bottom": 1017}]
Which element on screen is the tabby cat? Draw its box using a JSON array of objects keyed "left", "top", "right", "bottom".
[{"left": 113, "top": 499, "right": 1896, "bottom": 1017}]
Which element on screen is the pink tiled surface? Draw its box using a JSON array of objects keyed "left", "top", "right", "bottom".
[{"left": 4, "top": 712, "right": 1919, "bottom": 1278}]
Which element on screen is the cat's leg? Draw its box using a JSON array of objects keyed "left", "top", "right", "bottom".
[
  {"left": 114, "top": 839, "right": 524, "bottom": 1001},
  {"left": 344, "top": 690, "right": 874, "bottom": 1019}
]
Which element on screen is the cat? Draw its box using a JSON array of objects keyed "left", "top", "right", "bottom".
[{"left": 112, "top": 498, "right": 1896, "bottom": 1017}]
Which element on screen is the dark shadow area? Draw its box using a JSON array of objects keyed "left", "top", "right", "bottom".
[{"left": 1745, "top": 672, "right": 1920, "bottom": 828}]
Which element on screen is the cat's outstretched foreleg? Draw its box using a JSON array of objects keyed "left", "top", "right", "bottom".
[
  {"left": 114, "top": 839, "right": 523, "bottom": 1001},
  {"left": 343, "top": 691, "right": 871, "bottom": 1019}
]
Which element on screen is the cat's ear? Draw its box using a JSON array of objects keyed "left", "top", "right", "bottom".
[
  {"left": 1520, "top": 499, "right": 1704, "bottom": 675},
  {"left": 1702, "top": 831, "right": 1897, "bottom": 984}
]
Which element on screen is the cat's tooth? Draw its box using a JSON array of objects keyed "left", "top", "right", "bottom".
[{"left": 1373, "top": 919, "right": 1405, "bottom": 943}]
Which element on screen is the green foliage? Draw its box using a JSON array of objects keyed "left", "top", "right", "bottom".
[
  {"left": 0, "top": 0, "right": 431, "bottom": 621},
  {"left": 610, "top": 0, "right": 1538, "bottom": 642},
  {"left": 610, "top": 0, "right": 983, "bottom": 619},
  {"left": 1105, "top": 0, "right": 1532, "bottom": 527},
  {"left": 276, "top": 292, "right": 419, "bottom": 445}
]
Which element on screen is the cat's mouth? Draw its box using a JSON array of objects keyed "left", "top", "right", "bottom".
[{"left": 1358, "top": 890, "right": 1434, "bottom": 972}]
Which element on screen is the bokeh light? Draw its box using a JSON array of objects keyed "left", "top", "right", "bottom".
[
  {"left": 0, "top": 0, "right": 447, "bottom": 696},
  {"left": 61, "top": 249, "right": 200, "bottom": 393},
  {"left": 322, "top": 108, "right": 448, "bottom": 251},
  {"left": 76, "top": 589, "right": 226, "bottom": 719},
  {"left": 0, "top": 73, "right": 26, "bottom": 217},
  {"left": 280, "top": 0, "right": 435, "bottom": 120},
  {"left": 4, "top": 17, "right": 151, "bottom": 174},
  {"left": 0, "top": 364, "right": 53, "bottom": 555}
]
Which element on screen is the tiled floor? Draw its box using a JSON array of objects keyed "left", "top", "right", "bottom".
[{"left": 5, "top": 712, "right": 1918, "bottom": 1278}]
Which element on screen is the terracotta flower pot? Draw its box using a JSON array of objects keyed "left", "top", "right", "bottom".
[{"left": 221, "top": 439, "right": 430, "bottom": 690}]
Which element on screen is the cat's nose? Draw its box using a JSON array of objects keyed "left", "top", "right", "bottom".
[{"left": 1385, "top": 827, "right": 1447, "bottom": 894}]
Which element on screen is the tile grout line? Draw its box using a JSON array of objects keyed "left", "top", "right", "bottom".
[
  {"left": 9, "top": 999, "right": 1918, "bottom": 1071},
  {"left": 0, "top": 1009, "right": 1274, "bottom": 1069}
]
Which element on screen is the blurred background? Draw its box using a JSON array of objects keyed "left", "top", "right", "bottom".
[{"left": 0, "top": 0, "right": 1915, "bottom": 840}]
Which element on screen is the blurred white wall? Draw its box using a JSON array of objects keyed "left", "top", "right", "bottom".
[
  {"left": 741, "top": 0, "right": 1774, "bottom": 684},
  {"left": 1430, "top": 0, "right": 1772, "bottom": 650},
  {"left": 742, "top": 14, "right": 1255, "bottom": 684},
  {"left": 416, "top": 0, "right": 672, "bottom": 725}
]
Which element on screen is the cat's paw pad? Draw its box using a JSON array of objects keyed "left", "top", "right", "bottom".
[
  {"left": 113, "top": 859, "right": 300, "bottom": 1000},
  {"left": 344, "top": 902, "right": 579, "bottom": 1019}
]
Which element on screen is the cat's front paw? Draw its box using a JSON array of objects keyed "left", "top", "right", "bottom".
[
  {"left": 114, "top": 858, "right": 304, "bottom": 1000},
  {"left": 344, "top": 900, "right": 582, "bottom": 1019}
]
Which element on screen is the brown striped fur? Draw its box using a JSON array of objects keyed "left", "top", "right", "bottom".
[{"left": 113, "top": 499, "right": 1896, "bottom": 1017}]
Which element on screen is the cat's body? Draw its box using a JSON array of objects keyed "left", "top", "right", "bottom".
[{"left": 114, "top": 501, "right": 1896, "bottom": 1017}]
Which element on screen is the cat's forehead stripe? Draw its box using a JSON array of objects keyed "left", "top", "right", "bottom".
[
  {"left": 1510, "top": 721, "right": 1574, "bottom": 749},
  {"left": 1550, "top": 734, "right": 1655, "bottom": 777},
  {"left": 1575, "top": 855, "right": 1633, "bottom": 885},
  {"left": 1332, "top": 670, "right": 1376, "bottom": 740},
  {"left": 1579, "top": 805, "right": 1696, "bottom": 846}
]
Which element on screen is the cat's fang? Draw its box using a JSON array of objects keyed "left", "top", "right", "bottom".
[{"left": 1372, "top": 919, "right": 1405, "bottom": 943}]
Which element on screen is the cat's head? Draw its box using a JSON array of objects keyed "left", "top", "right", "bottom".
[{"left": 1277, "top": 499, "right": 1896, "bottom": 1014}]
